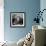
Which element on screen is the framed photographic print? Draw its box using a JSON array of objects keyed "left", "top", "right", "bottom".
[{"left": 10, "top": 12, "right": 25, "bottom": 28}]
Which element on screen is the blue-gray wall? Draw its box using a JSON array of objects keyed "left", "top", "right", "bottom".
[{"left": 4, "top": 0, "right": 40, "bottom": 42}]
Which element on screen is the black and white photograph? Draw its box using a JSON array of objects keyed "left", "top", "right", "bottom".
[{"left": 10, "top": 12, "right": 25, "bottom": 27}]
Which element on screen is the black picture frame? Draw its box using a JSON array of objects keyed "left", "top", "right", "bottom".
[{"left": 10, "top": 12, "right": 26, "bottom": 28}]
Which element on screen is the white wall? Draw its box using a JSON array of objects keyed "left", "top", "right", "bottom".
[
  {"left": 40, "top": 0, "right": 46, "bottom": 27},
  {"left": 0, "top": 0, "right": 4, "bottom": 42},
  {"left": 40, "top": 0, "right": 46, "bottom": 9}
]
